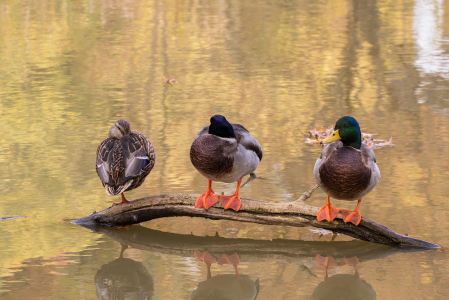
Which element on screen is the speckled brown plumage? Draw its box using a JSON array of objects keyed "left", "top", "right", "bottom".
[
  {"left": 319, "top": 147, "right": 371, "bottom": 200},
  {"left": 96, "top": 130, "right": 155, "bottom": 195},
  {"left": 190, "top": 134, "right": 234, "bottom": 177}
]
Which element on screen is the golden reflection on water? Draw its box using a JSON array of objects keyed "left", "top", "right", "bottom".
[{"left": 1, "top": 0, "right": 449, "bottom": 298}]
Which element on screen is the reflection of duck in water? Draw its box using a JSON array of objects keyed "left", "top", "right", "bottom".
[
  {"left": 95, "top": 244, "right": 154, "bottom": 300},
  {"left": 218, "top": 253, "right": 241, "bottom": 280},
  {"left": 191, "top": 250, "right": 259, "bottom": 300},
  {"left": 310, "top": 255, "right": 376, "bottom": 300}
]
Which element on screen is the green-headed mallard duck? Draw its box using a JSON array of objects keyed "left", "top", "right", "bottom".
[
  {"left": 96, "top": 119, "right": 156, "bottom": 205},
  {"left": 310, "top": 273, "right": 376, "bottom": 300},
  {"left": 190, "top": 115, "right": 263, "bottom": 211},
  {"left": 313, "top": 116, "right": 380, "bottom": 225}
]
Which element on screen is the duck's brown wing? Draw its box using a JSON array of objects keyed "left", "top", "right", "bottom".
[
  {"left": 121, "top": 131, "right": 155, "bottom": 183},
  {"left": 232, "top": 124, "right": 263, "bottom": 161},
  {"left": 96, "top": 131, "right": 155, "bottom": 195},
  {"left": 96, "top": 138, "right": 118, "bottom": 187}
]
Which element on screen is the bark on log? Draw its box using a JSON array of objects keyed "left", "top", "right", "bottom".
[{"left": 73, "top": 186, "right": 439, "bottom": 248}]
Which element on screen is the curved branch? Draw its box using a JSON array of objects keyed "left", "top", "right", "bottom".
[{"left": 73, "top": 186, "right": 439, "bottom": 248}]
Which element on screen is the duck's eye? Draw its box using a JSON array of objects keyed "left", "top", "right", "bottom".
[{"left": 345, "top": 124, "right": 350, "bottom": 128}]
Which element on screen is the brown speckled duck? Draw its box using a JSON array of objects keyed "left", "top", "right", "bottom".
[
  {"left": 190, "top": 115, "right": 263, "bottom": 211},
  {"left": 95, "top": 245, "right": 154, "bottom": 300},
  {"left": 313, "top": 116, "right": 380, "bottom": 225},
  {"left": 96, "top": 119, "right": 156, "bottom": 205}
]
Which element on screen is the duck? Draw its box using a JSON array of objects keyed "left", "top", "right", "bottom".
[
  {"left": 312, "top": 255, "right": 376, "bottom": 300},
  {"left": 96, "top": 119, "right": 156, "bottom": 205},
  {"left": 190, "top": 115, "right": 263, "bottom": 211},
  {"left": 313, "top": 116, "right": 380, "bottom": 225},
  {"left": 95, "top": 244, "right": 154, "bottom": 300},
  {"left": 191, "top": 274, "right": 260, "bottom": 300},
  {"left": 192, "top": 250, "right": 259, "bottom": 300},
  {"left": 310, "top": 273, "right": 376, "bottom": 300}
]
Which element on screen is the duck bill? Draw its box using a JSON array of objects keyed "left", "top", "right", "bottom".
[{"left": 321, "top": 130, "right": 341, "bottom": 144}]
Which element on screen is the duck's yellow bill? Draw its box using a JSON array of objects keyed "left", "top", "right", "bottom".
[{"left": 321, "top": 130, "right": 341, "bottom": 144}]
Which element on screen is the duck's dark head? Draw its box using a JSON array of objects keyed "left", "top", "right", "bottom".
[
  {"left": 320, "top": 116, "right": 362, "bottom": 149},
  {"left": 108, "top": 119, "right": 131, "bottom": 139},
  {"left": 208, "top": 115, "right": 236, "bottom": 138}
]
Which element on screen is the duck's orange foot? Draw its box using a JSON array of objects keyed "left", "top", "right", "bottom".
[
  {"left": 316, "top": 254, "right": 338, "bottom": 268},
  {"left": 114, "top": 193, "right": 131, "bottom": 205},
  {"left": 113, "top": 200, "right": 129, "bottom": 205},
  {"left": 316, "top": 254, "right": 338, "bottom": 280},
  {"left": 117, "top": 225, "right": 133, "bottom": 229},
  {"left": 340, "top": 209, "right": 361, "bottom": 226},
  {"left": 344, "top": 256, "right": 360, "bottom": 267},
  {"left": 218, "top": 253, "right": 240, "bottom": 265},
  {"left": 344, "top": 256, "right": 360, "bottom": 275},
  {"left": 218, "top": 253, "right": 241, "bottom": 279},
  {"left": 194, "top": 250, "right": 217, "bottom": 279},
  {"left": 194, "top": 250, "right": 217, "bottom": 265},
  {"left": 317, "top": 203, "right": 340, "bottom": 222},
  {"left": 195, "top": 190, "right": 219, "bottom": 209},
  {"left": 220, "top": 194, "right": 242, "bottom": 211}
]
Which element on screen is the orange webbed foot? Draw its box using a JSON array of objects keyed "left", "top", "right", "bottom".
[
  {"left": 340, "top": 199, "right": 362, "bottom": 226},
  {"left": 340, "top": 209, "right": 362, "bottom": 226},
  {"left": 344, "top": 256, "right": 360, "bottom": 275},
  {"left": 195, "top": 191, "right": 219, "bottom": 209},
  {"left": 317, "top": 205, "right": 339, "bottom": 222},
  {"left": 316, "top": 254, "right": 338, "bottom": 280},
  {"left": 194, "top": 250, "right": 217, "bottom": 265},
  {"left": 194, "top": 250, "right": 217, "bottom": 279},
  {"left": 114, "top": 193, "right": 131, "bottom": 205},
  {"left": 317, "top": 195, "right": 340, "bottom": 222},
  {"left": 316, "top": 254, "right": 338, "bottom": 268},
  {"left": 117, "top": 225, "right": 133, "bottom": 229},
  {"left": 220, "top": 194, "right": 242, "bottom": 211},
  {"left": 220, "top": 177, "right": 243, "bottom": 211},
  {"left": 218, "top": 253, "right": 240, "bottom": 265},
  {"left": 218, "top": 253, "right": 240, "bottom": 279},
  {"left": 195, "top": 180, "right": 219, "bottom": 209}
]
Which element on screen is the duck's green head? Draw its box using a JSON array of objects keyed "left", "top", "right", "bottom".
[
  {"left": 321, "top": 116, "right": 362, "bottom": 149},
  {"left": 209, "top": 115, "right": 236, "bottom": 138}
]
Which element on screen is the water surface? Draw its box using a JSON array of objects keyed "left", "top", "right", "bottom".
[{"left": 1, "top": 0, "right": 449, "bottom": 299}]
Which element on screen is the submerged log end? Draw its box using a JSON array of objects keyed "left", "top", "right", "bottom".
[{"left": 72, "top": 190, "right": 439, "bottom": 249}]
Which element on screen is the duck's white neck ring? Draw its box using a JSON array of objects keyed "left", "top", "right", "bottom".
[{"left": 214, "top": 136, "right": 236, "bottom": 142}]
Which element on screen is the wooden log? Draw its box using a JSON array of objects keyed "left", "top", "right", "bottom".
[{"left": 73, "top": 185, "right": 439, "bottom": 248}]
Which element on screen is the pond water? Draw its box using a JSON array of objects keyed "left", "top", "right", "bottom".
[{"left": 1, "top": 0, "right": 449, "bottom": 299}]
